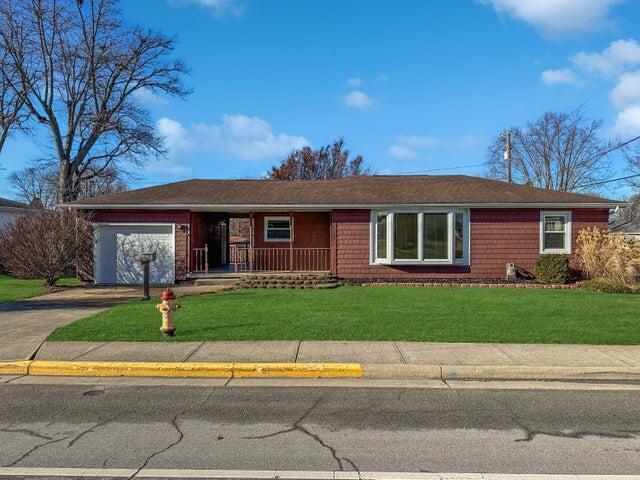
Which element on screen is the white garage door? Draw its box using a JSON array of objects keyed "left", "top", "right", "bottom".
[{"left": 94, "top": 224, "right": 175, "bottom": 285}]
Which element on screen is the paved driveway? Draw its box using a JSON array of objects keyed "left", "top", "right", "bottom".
[{"left": 0, "top": 284, "right": 229, "bottom": 360}]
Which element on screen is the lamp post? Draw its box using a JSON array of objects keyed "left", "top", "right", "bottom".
[{"left": 134, "top": 252, "right": 156, "bottom": 300}]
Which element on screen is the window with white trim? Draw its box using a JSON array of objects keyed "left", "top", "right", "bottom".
[
  {"left": 540, "top": 211, "right": 572, "bottom": 254},
  {"left": 264, "top": 216, "right": 292, "bottom": 242},
  {"left": 371, "top": 209, "right": 469, "bottom": 265}
]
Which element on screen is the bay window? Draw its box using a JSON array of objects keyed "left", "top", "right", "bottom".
[{"left": 371, "top": 209, "right": 469, "bottom": 265}]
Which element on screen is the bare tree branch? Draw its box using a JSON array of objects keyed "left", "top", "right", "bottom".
[
  {"left": 485, "top": 111, "right": 638, "bottom": 192},
  {"left": 0, "top": 0, "right": 190, "bottom": 202}
]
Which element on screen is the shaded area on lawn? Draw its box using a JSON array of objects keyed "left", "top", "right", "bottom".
[
  {"left": 0, "top": 274, "right": 81, "bottom": 305},
  {"left": 48, "top": 286, "right": 640, "bottom": 345}
]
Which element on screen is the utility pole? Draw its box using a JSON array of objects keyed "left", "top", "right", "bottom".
[{"left": 504, "top": 129, "right": 512, "bottom": 183}]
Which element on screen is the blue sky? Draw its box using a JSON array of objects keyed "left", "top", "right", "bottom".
[{"left": 2, "top": 0, "right": 640, "bottom": 198}]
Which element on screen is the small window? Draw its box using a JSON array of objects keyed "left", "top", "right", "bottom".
[
  {"left": 376, "top": 213, "right": 388, "bottom": 260},
  {"left": 540, "top": 211, "right": 571, "bottom": 254},
  {"left": 264, "top": 217, "right": 292, "bottom": 242}
]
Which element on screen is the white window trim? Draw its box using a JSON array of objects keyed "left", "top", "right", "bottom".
[
  {"left": 370, "top": 209, "right": 470, "bottom": 266},
  {"left": 540, "top": 211, "right": 572, "bottom": 254},
  {"left": 264, "top": 216, "right": 293, "bottom": 243}
]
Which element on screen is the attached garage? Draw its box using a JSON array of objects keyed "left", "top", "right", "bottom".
[{"left": 94, "top": 223, "right": 176, "bottom": 285}]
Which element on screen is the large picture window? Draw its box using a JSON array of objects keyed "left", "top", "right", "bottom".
[
  {"left": 540, "top": 211, "right": 571, "bottom": 254},
  {"left": 371, "top": 210, "right": 468, "bottom": 265}
]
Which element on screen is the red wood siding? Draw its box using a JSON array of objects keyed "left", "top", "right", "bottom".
[
  {"left": 252, "top": 212, "right": 330, "bottom": 249},
  {"left": 91, "top": 210, "right": 190, "bottom": 281},
  {"left": 334, "top": 208, "right": 610, "bottom": 279}
]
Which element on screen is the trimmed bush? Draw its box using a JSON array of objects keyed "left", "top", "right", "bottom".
[
  {"left": 534, "top": 254, "right": 570, "bottom": 284},
  {"left": 579, "top": 279, "right": 637, "bottom": 294}
]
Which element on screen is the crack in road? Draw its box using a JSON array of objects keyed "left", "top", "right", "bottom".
[
  {"left": 125, "top": 387, "right": 217, "bottom": 480},
  {"left": 5, "top": 436, "right": 70, "bottom": 467},
  {"left": 494, "top": 395, "right": 640, "bottom": 443},
  {"left": 67, "top": 412, "right": 122, "bottom": 447},
  {"left": 0, "top": 426, "right": 53, "bottom": 441},
  {"left": 243, "top": 397, "right": 361, "bottom": 475},
  {"left": 515, "top": 427, "right": 640, "bottom": 442}
]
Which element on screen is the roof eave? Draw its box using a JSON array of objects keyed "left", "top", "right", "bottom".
[{"left": 63, "top": 201, "right": 625, "bottom": 211}]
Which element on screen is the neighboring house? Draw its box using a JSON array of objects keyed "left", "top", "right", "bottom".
[
  {"left": 67, "top": 175, "right": 621, "bottom": 285},
  {"left": 610, "top": 219, "right": 640, "bottom": 240},
  {"left": 0, "top": 197, "right": 29, "bottom": 228}
]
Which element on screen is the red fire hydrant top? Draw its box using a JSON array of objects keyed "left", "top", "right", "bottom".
[{"left": 160, "top": 289, "right": 176, "bottom": 301}]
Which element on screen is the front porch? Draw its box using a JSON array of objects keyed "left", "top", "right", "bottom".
[{"left": 187, "top": 211, "right": 332, "bottom": 276}]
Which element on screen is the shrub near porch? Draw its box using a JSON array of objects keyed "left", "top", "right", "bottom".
[{"left": 49, "top": 286, "right": 640, "bottom": 345}]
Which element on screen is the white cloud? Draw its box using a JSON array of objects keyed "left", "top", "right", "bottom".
[
  {"left": 612, "top": 106, "right": 640, "bottom": 136},
  {"left": 387, "top": 135, "right": 443, "bottom": 160},
  {"left": 541, "top": 68, "right": 581, "bottom": 86},
  {"left": 157, "top": 117, "right": 195, "bottom": 155},
  {"left": 342, "top": 90, "right": 375, "bottom": 110},
  {"left": 346, "top": 77, "right": 363, "bottom": 87},
  {"left": 572, "top": 39, "right": 640, "bottom": 77},
  {"left": 610, "top": 71, "right": 640, "bottom": 109},
  {"left": 167, "top": 0, "right": 244, "bottom": 17},
  {"left": 156, "top": 114, "right": 309, "bottom": 162},
  {"left": 480, "top": 0, "right": 624, "bottom": 36},
  {"left": 133, "top": 88, "right": 169, "bottom": 106}
]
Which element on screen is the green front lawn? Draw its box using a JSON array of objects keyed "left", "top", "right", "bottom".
[
  {"left": 0, "top": 274, "right": 81, "bottom": 304},
  {"left": 49, "top": 286, "right": 640, "bottom": 344}
]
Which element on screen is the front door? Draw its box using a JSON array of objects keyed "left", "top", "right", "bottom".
[{"left": 204, "top": 215, "right": 229, "bottom": 268}]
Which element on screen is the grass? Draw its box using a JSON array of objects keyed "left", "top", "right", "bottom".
[
  {"left": 0, "top": 274, "right": 81, "bottom": 305},
  {"left": 49, "top": 285, "right": 640, "bottom": 344}
]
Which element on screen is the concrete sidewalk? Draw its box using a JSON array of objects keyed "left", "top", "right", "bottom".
[
  {"left": 0, "top": 285, "right": 226, "bottom": 361},
  {"left": 34, "top": 339, "right": 640, "bottom": 371}
]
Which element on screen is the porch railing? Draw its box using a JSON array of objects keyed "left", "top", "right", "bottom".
[
  {"left": 229, "top": 246, "right": 330, "bottom": 272},
  {"left": 192, "top": 244, "right": 208, "bottom": 273}
]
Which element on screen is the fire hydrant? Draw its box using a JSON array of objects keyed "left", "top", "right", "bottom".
[{"left": 156, "top": 289, "right": 180, "bottom": 336}]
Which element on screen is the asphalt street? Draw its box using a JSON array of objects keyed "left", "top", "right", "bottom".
[{"left": 1, "top": 379, "right": 640, "bottom": 478}]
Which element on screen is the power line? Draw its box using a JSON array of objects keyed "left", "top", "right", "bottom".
[
  {"left": 392, "top": 163, "right": 485, "bottom": 175},
  {"left": 577, "top": 173, "right": 640, "bottom": 189}
]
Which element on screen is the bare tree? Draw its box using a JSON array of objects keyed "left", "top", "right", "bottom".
[
  {"left": 9, "top": 166, "right": 57, "bottom": 208},
  {"left": 0, "top": 0, "right": 190, "bottom": 202},
  {"left": 0, "top": 209, "right": 93, "bottom": 287},
  {"left": 268, "top": 138, "right": 370, "bottom": 180},
  {"left": 0, "top": 50, "right": 28, "bottom": 153},
  {"left": 485, "top": 111, "right": 640, "bottom": 192},
  {"left": 615, "top": 194, "right": 640, "bottom": 223},
  {"left": 10, "top": 163, "right": 128, "bottom": 208}
]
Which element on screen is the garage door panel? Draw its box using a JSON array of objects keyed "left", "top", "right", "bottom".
[{"left": 95, "top": 224, "right": 175, "bottom": 285}]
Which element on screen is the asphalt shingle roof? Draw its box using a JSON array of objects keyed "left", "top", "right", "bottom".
[{"left": 68, "top": 175, "right": 620, "bottom": 207}]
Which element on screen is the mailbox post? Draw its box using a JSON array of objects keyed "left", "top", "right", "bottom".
[{"left": 134, "top": 252, "right": 156, "bottom": 300}]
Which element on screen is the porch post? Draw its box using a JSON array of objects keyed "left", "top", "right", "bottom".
[
  {"left": 289, "top": 211, "right": 293, "bottom": 272},
  {"left": 249, "top": 212, "right": 254, "bottom": 272}
]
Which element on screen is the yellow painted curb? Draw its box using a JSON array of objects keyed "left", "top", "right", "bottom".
[
  {"left": 0, "top": 360, "right": 32, "bottom": 375},
  {"left": 233, "top": 362, "right": 364, "bottom": 378},
  {"left": 28, "top": 361, "right": 234, "bottom": 378},
  {"left": 20, "top": 361, "right": 363, "bottom": 379}
]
